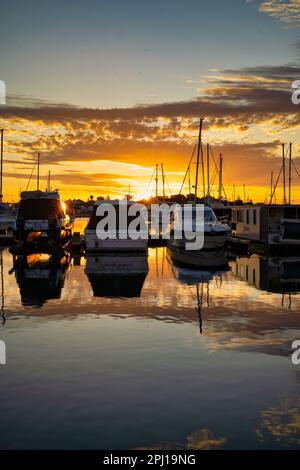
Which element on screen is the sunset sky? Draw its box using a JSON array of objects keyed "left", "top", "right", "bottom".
[{"left": 0, "top": 0, "right": 300, "bottom": 202}]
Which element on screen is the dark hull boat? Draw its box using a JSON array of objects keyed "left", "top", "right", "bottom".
[{"left": 15, "top": 190, "right": 73, "bottom": 245}]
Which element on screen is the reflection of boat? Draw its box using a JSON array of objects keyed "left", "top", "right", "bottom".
[
  {"left": 13, "top": 251, "right": 70, "bottom": 307},
  {"left": 168, "top": 205, "right": 229, "bottom": 251},
  {"left": 0, "top": 203, "right": 15, "bottom": 243},
  {"left": 168, "top": 248, "right": 229, "bottom": 333},
  {"left": 167, "top": 244, "right": 229, "bottom": 271},
  {"left": 15, "top": 190, "right": 73, "bottom": 244},
  {"left": 86, "top": 253, "right": 148, "bottom": 297},
  {"left": 85, "top": 200, "right": 148, "bottom": 252},
  {"left": 235, "top": 254, "right": 300, "bottom": 294}
]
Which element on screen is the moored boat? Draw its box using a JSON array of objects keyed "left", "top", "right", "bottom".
[
  {"left": 15, "top": 190, "right": 73, "bottom": 244},
  {"left": 85, "top": 199, "right": 148, "bottom": 252}
]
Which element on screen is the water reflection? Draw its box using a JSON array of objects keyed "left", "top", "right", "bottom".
[
  {"left": 12, "top": 251, "right": 70, "bottom": 307},
  {"left": 0, "top": 242, "right": 300, "bottom": 449},
  {"left": 86, "top": 253, "right": 149, "bottom": 298},
  {"left": 234, "top": 254, "right": 300, "bottom": 308},
  {"left": 167, "top": 248, "right": 229, "bottom": 333}
]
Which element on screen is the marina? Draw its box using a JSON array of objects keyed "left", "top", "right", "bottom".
[
  {"left": 1, "top": 0, "right": 300, "bottom": 456},
  {"left": 1, "top": 231, "right": 300, "bottom": 449}
]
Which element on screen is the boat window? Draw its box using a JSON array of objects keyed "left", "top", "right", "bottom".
[
  {"left": 237, "top": 210, "right": 244, "bottom": 222},
  {"left": 246, "top": 210, "right": 249, "bottom": 224},
  {"left": 253, "top": 209, "right": 257, "bottom": 225},
  {"left": 204, "top": 209, "right": 217, "bottom": 222}
]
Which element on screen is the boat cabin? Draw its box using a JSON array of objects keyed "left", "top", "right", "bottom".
[{"left": 231, "top": 204, "right": 300, "bottom": 246}]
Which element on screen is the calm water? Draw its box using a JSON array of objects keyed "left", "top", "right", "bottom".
[{"left": 0, "top": 218, "right": 300, "bottom": 450}]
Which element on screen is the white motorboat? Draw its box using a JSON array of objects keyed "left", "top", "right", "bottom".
[
  {"left": 85, "top": 199, "right": 148, "bottom": 252},
  {"left": 168, "top": 205, "right": 230, "bottom": 251}
]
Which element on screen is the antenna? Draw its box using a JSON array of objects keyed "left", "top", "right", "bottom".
[{"left": 155, "top": 164, "right": 158, "bottom": 199}]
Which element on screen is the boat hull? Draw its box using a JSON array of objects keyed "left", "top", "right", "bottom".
[
  {"left": 85, "top": 230, "right": 148, "bottom": 252},
  {"left": 169, "top": 230, "right": 229, "bottom": 250}
]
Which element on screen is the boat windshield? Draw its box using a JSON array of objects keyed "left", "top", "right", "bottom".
[
  {"left": 204, "top": 208, "right": 217, "bottom": 222},
  {"left": 180, "top": 207, "right": 217, "bottom": 222},
  {"left": 18, "top": 198, "right": 65, "bottom": 219}
]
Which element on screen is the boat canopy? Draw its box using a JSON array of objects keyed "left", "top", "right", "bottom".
[
  {"left": 20, "top": 190, "right": 59, "bottom": 200},
  {"left": 18, "top": 198, "right": 65, "bottom": 219}
]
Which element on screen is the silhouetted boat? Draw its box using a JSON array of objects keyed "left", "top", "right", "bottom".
[{"left": 15, "top": 190, "right": 73, "bottom": 244}]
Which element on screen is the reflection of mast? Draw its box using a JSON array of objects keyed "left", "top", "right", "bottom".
[
  {"left": 196, "top": 284, "right": 203, "bottom": 334},
  {"left": 0, "top": 251, "right": 5, "bottom": 325},
  {"left": 282, "top": 293, "right": 292, "bottom": 310},
  {"left": 161, "top": 246, "right": 165, "bottom": 277}
]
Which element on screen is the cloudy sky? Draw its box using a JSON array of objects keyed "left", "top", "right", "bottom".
[{"left": 0, "top": 0, "right": 299, "bottom": 201}]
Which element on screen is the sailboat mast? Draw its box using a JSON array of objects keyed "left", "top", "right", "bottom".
[
  {"left": 282, "top": 143, "right": 286, "bottom": 204},
  {"left": 218, "top": 154, "right": 223, "bottom": 201},
  {"left": 0, "top": 129, "right": 3, "bottom": 203},
  {"left": 288, "top": 142, "right": 292, "bottom": 205},
  {"left": 155, "top": 164, "right": 158, "bottom": 199},
  {"left": 270, "top": 171, "right": 273, "bottom": 204},
  {"left": 161, "top": 163, "right": 165, "bottom": 200},
  {"left": 195, "top": 118, "right": 204, "bottom": 201},
  {"left": 37, "top": 152, "right": 40, "bottom": 191},
  {"left": 207, "top": 143, "right": 210, "bottom": 199},
  {"left": 201, "top": 143, "right": 205, "bottom": 198}
]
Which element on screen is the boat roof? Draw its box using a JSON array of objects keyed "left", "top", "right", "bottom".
[
  {"left": 232, "top": 204, "right": 300, "bottom": 210},
  {"left": 20, "top": 190, "right": 60, "bottom": 200},
  {"left": 93, "top": 199, "right": 138, "bottom": 206}
]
